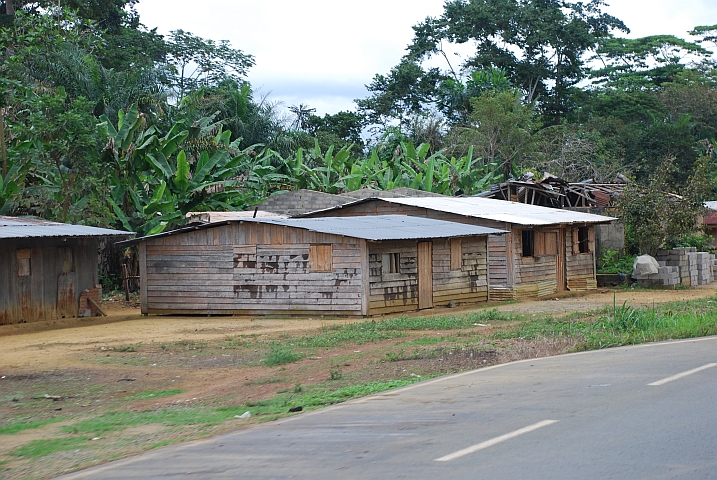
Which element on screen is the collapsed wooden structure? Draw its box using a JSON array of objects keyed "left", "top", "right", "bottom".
[
  {"left": 124, "top": 216, "right": 506, "bottom": 316},
  {"left": 301, "top": 197, "right": 615, "bottom": 300},
  {"left": 478, "top": 177, "right": 627, "bottom": 208},
  {"left": 0, "top": 216, "right": 131, "bottom": 325}
]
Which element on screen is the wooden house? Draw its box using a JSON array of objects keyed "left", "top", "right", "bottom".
[
  {"left": 124, "top": 215, "right": 506, "bottom": 316},
  {"left": 0, "top": 216, "right": 131, "bottom": 325},
  {"left": 300, "top": 197, "right": 615, "bottom": 300}
]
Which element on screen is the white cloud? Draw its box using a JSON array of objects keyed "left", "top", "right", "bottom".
[{"left": 136, "top": 0, "right": 716, "bottom": 115}]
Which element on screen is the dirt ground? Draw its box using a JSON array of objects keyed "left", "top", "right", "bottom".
[
  {"left": 1, "top": 285, "right": 715, "bottom": 479},
  {"left": 2, "top": 286, "right": 713, "bottom": 372}
]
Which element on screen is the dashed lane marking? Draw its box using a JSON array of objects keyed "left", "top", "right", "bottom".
[
  {"left": 648, "top": 363, "right": 717, "bottom": 386},
  {"left": 434, "top": 420, "right": 559, "bottom": 462}
]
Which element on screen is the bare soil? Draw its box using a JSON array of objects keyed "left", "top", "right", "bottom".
[{"left": 0, "top": 285, "right": 714, "bottom": 479}]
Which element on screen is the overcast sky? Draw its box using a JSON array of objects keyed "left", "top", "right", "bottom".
[{"left": 136, "top": 0, "right": 716, "bottom": 116}]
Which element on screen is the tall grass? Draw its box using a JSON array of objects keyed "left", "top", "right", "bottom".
[{"left": 492, "top": 297, "right": 717, "bottom": 350}]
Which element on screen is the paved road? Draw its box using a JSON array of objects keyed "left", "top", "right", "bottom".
[{"left": 61, "top": 337, "right": 717, "bottom": 479}]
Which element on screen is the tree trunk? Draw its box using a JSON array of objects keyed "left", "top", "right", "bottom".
[
  {"left": 0, "top": 108, "right": 6, "bottom": 178},
  {"left": 5, "top": 0, "right": 14, "bottom": 15}
]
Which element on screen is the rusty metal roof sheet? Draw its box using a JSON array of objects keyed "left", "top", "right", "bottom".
[
  {"left": 0, "top": 216, "right": 132, "bottom": 239},
  {"left": 120, "top": 215, "right": 507, "bottom": 244},
  {"left": 303, "top": 197, "right": 616, "bottom": 226}
]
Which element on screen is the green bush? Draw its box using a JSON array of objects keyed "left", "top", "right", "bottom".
[
  {"left": 263, "top": 346, "right": 304, "bottom": 367},
  {"left": 665, "top": 233, "right": 715, "bottom": 253},
  {"left": 597, "top": 250, "right": 635, "bottom": 274}
]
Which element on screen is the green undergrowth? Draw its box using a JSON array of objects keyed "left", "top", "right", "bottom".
[
  {"left": 11, "top": 436, "right": 91, "bottom": 458},
  {"left": 492, "top": 297, "right": 717, "bottom": 350},
  {"left": 243, "top": 379, "right": 423, "bottom": 413},
  {"left": 0, "top": 417, "right": 66, "bottom": 436},
  {"left": 263, "top": 346, "right": 305, "bottom": 366},
  {"left": 131, "top": 389, "right": 185, "bottom": 400},
  {"left": 58, "top": 379, "right": 423, "bottom": 438},
  {"left": 293, "top": 309, "right": 512, "bottom": 349}
]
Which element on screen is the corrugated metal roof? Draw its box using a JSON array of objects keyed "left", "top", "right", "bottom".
[
  {"left": 704, "top": 201, "right": 717, "bottom": 211},
  {"left": 246, "top": 216, "right": 506, "bottom": 240},
  {"left": 121, "top": 215, "right": 507, "bottom": 244},
  {"left": 0, "top": 216, "right": 132, "bottom": 239},
  {"left": 305, "top": 197, "right": 616, "bottom": 226}
]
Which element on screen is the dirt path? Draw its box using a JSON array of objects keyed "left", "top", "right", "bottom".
[{"left": 2, "top": 286, "right": 714, "bottom": 372}]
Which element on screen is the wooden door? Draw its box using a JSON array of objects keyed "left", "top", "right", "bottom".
[
  {"left": 556, "top": 229, "right": 566, "bottom": 291},
  {"left": 57, "top": 273, "right": 77, "bottom": 318},
  {"left": 417, "top": 242, "right": 433, "bottom": 310}
]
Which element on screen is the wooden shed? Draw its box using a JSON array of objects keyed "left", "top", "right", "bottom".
[
  {"left": 124, "top": 215, "right": 506, "bottom": 316},
  {"left": 300, "top": 197, "right": 615, "bottom": 300},
  {"left": 0, "top": 216, "right": 131, "bottom": 325}
]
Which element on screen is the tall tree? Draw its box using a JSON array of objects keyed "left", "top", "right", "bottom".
[
  {"left": 166, "top": 29, "right": 254, "bottom": 102},
  {"left": 405, "top": 0, "right": 627, "bottom": 123}
]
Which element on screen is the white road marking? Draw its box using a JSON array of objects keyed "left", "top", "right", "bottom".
[
  {"left": 648, "top": 363, "right": 717, "bottom": 386},
  {"left": 434, "top": 420, "right": 558, "bottom": 462}
]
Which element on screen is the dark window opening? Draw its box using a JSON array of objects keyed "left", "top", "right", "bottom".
[
  {"left": 382, "top": 253, "right": 401, "bottom": 274},
  {"left": 522, "top": 230, "right": 534, "bottom": 257},
  {"left": 578, "top": 227, "right": 589, "bottom": 253}
]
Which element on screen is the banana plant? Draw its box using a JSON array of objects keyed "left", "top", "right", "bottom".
[{"left": 102, "top": 104, "right": 254, "bottom": 237}]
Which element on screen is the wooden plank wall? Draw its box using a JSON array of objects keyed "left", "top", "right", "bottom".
[
  {"left": 367, "top": 237, "right": 489, "bottom": 315},
  {"left": 367, "top": 240, "right": 418, "bottom": 315},
  {"left": 0, "top": 238, "right": 98, "bottom": 325},
  {"left": 566, "top": 225, "right": 598, "bottom": 291},
  {"left": 305, "top": 201, "right": 510, "bottom": 295},
  {"left": 432, "top": 237, "right": 488, "bottom": 306},
  {"left": 511, "top": 229, "right": 559, "bottom": 299},
  {"left": 143, "top": 223, "right": 365, "bottom": 316}
]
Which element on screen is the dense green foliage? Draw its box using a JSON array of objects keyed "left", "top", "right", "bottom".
[{"left": 0, "top": 1, "right": 715, "bottom": 255}]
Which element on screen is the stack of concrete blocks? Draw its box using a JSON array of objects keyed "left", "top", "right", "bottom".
[
  {"left": 696, "top": 252, "right": 714, "bottom": 285},
  {"left": 634, "top": 263, "right": 680, "bottom": 287},
  {"left": 654, "top": 247, "right": 716, "bottom": 287}
]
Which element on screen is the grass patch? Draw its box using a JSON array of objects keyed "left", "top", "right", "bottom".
[
  {"left": 117, "top": 343, "right": 141, "bottom": 352},
  {"left": 242, "top": 378, "right": 423, "bottom": 414},
  {"left": 245, "top": 378, "right": 286, "bottom": 386},
  {"left": 11, "top": 436, "right": 90, "bottom": 458},
  {"left": 404, "top": 336, "right": 456, "bottom": 346},
  {"left": 60, "top": 379, "right": 423, "bottom": 437},
  {"left": 492, "top": 297, "right": 717, "bottom": 350},
  {"left": 62, "top": 406, "right": 239, "bottom": 435},
  {"left": 0, "top": 417, "right": 65, "bottom": 436},
  {"left": 383, "top": 347, "right": 439, "bottom": 362},
  {"left": 131, "top": 389, "right": 184, "bottom": 400},
  {"left": 263, "top": 346, "right": 304, "bottom": 367},
  {"left": 148, "top": 440, "right": 173, "bottom": 450},
  {"left": 293, "top": 310, "right": 512, "bottom": 349}
]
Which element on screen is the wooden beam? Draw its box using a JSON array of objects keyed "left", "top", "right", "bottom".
[{"left": 87, "top": 297, "right": 107, "bottom": 317}]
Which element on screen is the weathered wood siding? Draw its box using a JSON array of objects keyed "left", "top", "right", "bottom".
[
  {"left": 0, "top": 238, "right": 99, "bottom": 325},
  {"left": 304, "top": 200, "right": 602, "bottom": 300},
  {"left": 367, "top": 237, "right": 489, "bottom": 315},
  {"left": 368, "top": 240, "right": 418, "bottom": 315},
  {"left": 566, "top": 225, "right": 598, "bottom": 291},
  {"left": 142, "top": 223, "right": 365, "bottom": 316},
  {"left": 432, "top": 237, "right": 488, "bottom": 306}
]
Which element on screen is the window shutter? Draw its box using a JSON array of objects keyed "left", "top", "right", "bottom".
[
  {"left": 310, "top": 244, "right": 333, "bottom": 272},
  {"left": 572, "top": 228, "right": 580, "bottom": 255},
  {"left": 450, "top": 238, "right": 462, "bottom": 270},
  {"left": 534, "top": 231, "right": 545, "bottom": 256}
]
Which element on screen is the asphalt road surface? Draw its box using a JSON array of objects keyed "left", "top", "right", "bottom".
[{"left": 60, "top": 337, "right": 717, "bottom": 479}]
